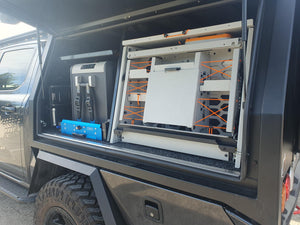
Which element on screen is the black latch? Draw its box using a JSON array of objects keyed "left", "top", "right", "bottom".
[
  {"left": 218, "top": 145, "right": 236, "bottom": 153},
  {"left": 144, "top": 199, "right": 163, "bottom": 223}
]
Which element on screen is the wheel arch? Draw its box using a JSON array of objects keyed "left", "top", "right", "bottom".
[{"left": 29, "top": 150, "right": 125, "bottom": 225}]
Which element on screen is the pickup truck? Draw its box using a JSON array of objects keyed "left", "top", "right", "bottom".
[{"left": 0, "top": 0, "right": 299, "bottom": 225}]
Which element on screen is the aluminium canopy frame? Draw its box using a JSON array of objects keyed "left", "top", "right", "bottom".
[{"left": 111, "top": 20, "right": 254, "bottom": 169}]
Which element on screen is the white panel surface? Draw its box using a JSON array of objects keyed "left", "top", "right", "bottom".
[
  {"left": 129, "top": 69, "right": 149, "bottom": 79},
  {"left": 128, "top": 38, "right": 241, "bottom": 59},
  {"left": 143, "top": 67, "right": 199, "bottom": 128},
  {"left": 226, "top": 49, "right": 240, "bottom": 133},
  {"left": 122, "top": 132, "right": 228, "bottom": 161},
  {"left": 200, "top": 80, "right": 231, "bottom": 92},
  {"left": 123, "top": 19, "right": 253, "bottom": 47}
]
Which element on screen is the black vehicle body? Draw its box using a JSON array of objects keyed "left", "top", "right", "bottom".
[{"left": 0, "top": 0, "right": 299, "bottom": 224}]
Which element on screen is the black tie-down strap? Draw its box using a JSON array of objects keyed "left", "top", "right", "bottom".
[
  {"left": 74, "top": 75, "right": 96, "bottom": 122},
  {"left": 74, "top": 76, "right": 83, "bottom": 121},
  {"left": 74, "top": 90, "right": 82, "bottom": 121},
  {"left": 85, "top": 88, "right": 96, "bottom": 122}
]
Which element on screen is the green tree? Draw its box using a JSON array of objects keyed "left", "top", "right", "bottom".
[{"left": 0, "top": 73, "right": 15, "bottom": 89}]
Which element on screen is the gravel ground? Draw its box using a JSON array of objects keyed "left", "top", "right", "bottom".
[
  {"left": 0, "top": 191, "right": 299, "bottom": 225},
  {"left": 0, "top": 192, "right": 34, "bottom": 225}
]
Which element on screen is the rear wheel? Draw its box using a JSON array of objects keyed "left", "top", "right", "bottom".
[{"left": 35, "top": 172, "right": 104, "bottom": 225}]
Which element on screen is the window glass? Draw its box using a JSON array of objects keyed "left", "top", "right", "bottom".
[{"left": 0, "top": 48, "right": 34, "bottom": 90}]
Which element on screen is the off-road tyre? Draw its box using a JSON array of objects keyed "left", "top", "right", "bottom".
[{"left": 34, "top": 172, "right": 104, "bottom": 225}]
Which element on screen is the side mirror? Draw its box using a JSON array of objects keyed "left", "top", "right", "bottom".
[{"left": 0, "top": 13, "right": 19, "bottom": 24}]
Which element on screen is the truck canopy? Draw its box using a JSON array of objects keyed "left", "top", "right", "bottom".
[{"left": 1, "top": 0, "right": 300, "bottom": 224}]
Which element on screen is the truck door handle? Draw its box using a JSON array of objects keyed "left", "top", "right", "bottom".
[{"left": 1, "top": 106, "right": 16, "bottom": 113}]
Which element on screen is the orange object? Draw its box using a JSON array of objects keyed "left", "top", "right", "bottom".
[
  {"left": 127, "top": 81, "right": 148, "bottom": 95},
  {"left": 194, "top": 124, "right": 226, "bottom": 130},
  {"left": 130, "top": 61, "right": 151, "bottom": 72},
  {"left": 194, "top": 98, "right": 228, "bottom": 133},
  {"left": 196, "top": 101, "right": 228, "bottom": 123},
  {"left": 186, "top": 33, "right": 232, "bottom": 43},
  {"left": 123, "top": 106, "right": 144, "bottom": 122},
  {"left": 194, "top": 59, "right": 232, "bottom": 134},
  {"left": 200, "top": 60, "right": 233, "bottom": 82},
  {"left": 285, "top": 174, "right": 291, "bottom": 200},
  {"left": 281, "top": 182, "right": 286, "bottom": 213},
  {"left": 282, "top": 174, "right": 291, "bottom": 213},
  {"left": 137, "top": 94, "right": 140, "bottom": 106}
]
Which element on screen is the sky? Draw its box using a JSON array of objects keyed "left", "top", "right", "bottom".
[{"left": 0, "top": 22, "right": 35, "bottom": 40}]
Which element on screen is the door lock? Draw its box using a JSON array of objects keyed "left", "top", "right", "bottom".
[
  {"left": 1, "top": 106, "right": 16, "bottom": 113},
  {"left": 144, "top": 198, "right": 163, "bottom": 223}
]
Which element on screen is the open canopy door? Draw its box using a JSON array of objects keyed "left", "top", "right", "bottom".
[
  {"left": 0, "top": 0, "right": 242, "bottom": 36},
  {"left": 0, "top": 0, "right": 211, "bottom": 35}
]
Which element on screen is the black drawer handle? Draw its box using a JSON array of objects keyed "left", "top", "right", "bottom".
[{"left": 165, "top": 67, "right": 181, "bottom": 72}]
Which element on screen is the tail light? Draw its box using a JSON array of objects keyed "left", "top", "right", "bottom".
[
  {"left": 285, "top": 174, "right": 291, "bottom": 200},
  {"left": 281, "top": 174, "right": 291, "bottom": 213},
  {"left": 281, "top": 182, "right": 287, "bottom": 213}
]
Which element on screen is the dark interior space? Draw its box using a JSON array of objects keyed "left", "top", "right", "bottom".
[{"left": 36, "top": 0, "right": 259, "bottom": 173}]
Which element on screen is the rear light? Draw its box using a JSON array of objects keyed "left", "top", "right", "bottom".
[
  {"left": 285, "top": 174, "right": 291, "bottom": 200},
  {"left": 281, "top": 182, "right": 286, "bottom": 213},
  {"left": 281, "top": 174, "right": 291, "bottom": 213}
]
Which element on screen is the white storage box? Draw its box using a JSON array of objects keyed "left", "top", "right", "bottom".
[{"left": 143, "top": 53, "right": 204, "bottom": 128}]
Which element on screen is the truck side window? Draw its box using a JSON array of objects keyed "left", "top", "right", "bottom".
[{"left": 0, "top": 48, "right": 34, "bottom": 90}]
